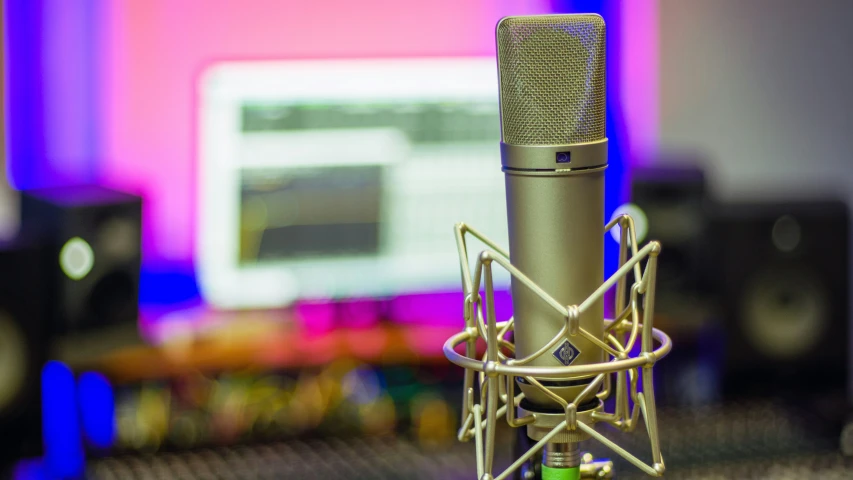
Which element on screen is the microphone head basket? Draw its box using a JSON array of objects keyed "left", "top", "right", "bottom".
[{"left": 444, "top": 215, "right": 671, "bottom": 479}]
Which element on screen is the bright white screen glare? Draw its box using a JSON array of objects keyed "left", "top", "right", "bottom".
[
  {"left": 60, "top": 236, "right": 95, "bottom": 280},
  {"left": 609, "top": 203, "right": 648, "bottom": 245}
]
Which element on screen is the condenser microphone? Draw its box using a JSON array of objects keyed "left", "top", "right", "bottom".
[
  {"left": 443, "top": 13, "right": 670, "bottom": 479},
  {"left": 497, "top": 14, "right": 607, "bottom": 410}
]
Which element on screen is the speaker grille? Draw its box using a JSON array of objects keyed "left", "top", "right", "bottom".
[{"left": 496, "top": 15, "right": 606, "bottom": 146}]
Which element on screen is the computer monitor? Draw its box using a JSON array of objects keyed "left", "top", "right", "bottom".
[{"left": 197, "top": 58, "right": 510, "bottom": 309}]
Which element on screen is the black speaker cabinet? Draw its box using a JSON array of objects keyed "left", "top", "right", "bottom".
[
  {"left": 711, "top": 200, "right": 849, "bottom": 398},
  {"left": 630, "top": 165, "right": 715, "bottom": 331},
  {"left": 21, "top": 186, "right": 141, "bottom": 336},
  {"left": 0, "top": 238, "right": 48, "bottom": 467}
]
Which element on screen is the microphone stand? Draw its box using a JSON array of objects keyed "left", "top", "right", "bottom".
[
  {"left": 542, "top": 442, "right": 581, "bottom": 479},
  {"left": 515, "top": 429, "right": 613, "bottom": 479},
  {"left": 445, "top": 217, "right": 671, "bottom": 479}
]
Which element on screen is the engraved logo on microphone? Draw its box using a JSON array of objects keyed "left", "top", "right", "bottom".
[{"left": 553, "top": 340, "right": 581, "bottom": 366}]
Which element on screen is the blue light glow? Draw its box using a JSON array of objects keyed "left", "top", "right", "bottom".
[
  {"left": 4, "top": 0, "right": 46, "bottom": 189},
  {"left": 12, "top": 458, "right": 48, "bottom": 480},
  {"left": 551, "top": 0, "right": 629, "bottom": 312},
  {"left": 42, "top": 361, "right": 84, "bottom": 479},
  {"left": 4, "top": 0, "right": 99, "bottom": 189},
  {"left": 78, "top": 372, "right": 116, "bottom": 450},
  {"left": 138, "top": 266, "right": 200, "bottom": 305}
]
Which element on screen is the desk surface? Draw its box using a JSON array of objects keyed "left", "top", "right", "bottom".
[{"left": 58, "top": 304, "right": 463, "bottom": 384}]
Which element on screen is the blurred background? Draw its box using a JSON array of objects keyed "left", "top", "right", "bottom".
[{"left": 1, "top": 0, "right": 853, "bottom": 478}]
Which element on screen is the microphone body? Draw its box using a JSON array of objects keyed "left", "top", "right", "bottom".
[
  {"left": 497, "top": 14, "right": 608, "bottom": 409},
  {"left": 504, "top": 157, "right": 605, "bottom": 407}
]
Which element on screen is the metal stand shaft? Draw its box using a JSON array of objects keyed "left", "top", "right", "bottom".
[
  {"left": 543, "top": 442, "right": 581, "bottom": 468},
  {"left": 542, "top": 442, "right": 581, "bottom": 479}
]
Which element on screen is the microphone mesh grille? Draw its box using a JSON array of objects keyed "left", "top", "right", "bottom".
[{"left": 497, "top": 15, "right": 606, "bottom": 146}]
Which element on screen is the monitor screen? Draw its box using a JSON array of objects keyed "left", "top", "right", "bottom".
[{"left": 197, "top": 58, "right": 511, "bottom": 308}]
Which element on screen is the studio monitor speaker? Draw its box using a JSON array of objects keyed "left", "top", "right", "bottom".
[
  {"left": 630, "top": 164, "right": 713, "bottom": 322},
  {"left": 0, "top": 239, "right": 48, "bottom": 467},
  {"left": 711, "top": 200, "right": 849, "bottom": 398},
  {"left": 21, "top": 186, "right": 142, "bottom": 336}
]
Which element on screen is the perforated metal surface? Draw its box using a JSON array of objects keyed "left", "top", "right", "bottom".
[
  {"left": 496, "top": 15, "right": 606, "bottom": 146},
  {"left": 88, "top": 437, "right": 479, "bottom": 480},
  {"left": 82, "top": 401, "right": 851, "bottom": 479}
]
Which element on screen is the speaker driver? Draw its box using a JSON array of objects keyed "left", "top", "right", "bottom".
[
  {"left": 741, "top": 266, "right": 828, "bottom": 360},
  {"left": 0, "top": 310, "right": 27, "bottom": 412}
]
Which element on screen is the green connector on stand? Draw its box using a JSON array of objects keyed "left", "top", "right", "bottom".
[{"left": 541, "top": 465, "right": 581, "bottom": 480}]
